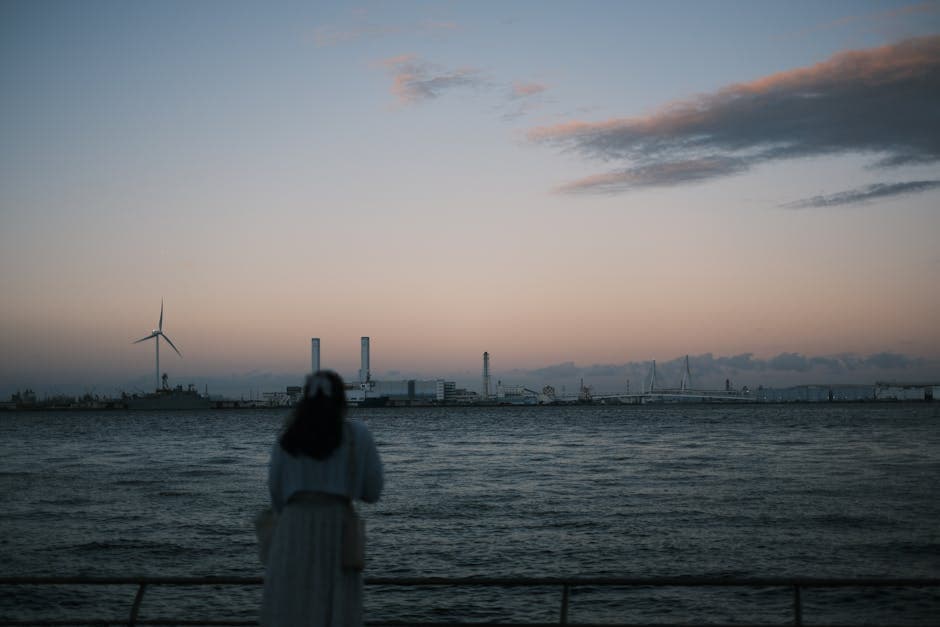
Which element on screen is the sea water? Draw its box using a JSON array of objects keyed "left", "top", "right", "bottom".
[{"left": 1, "top": 404, "right": 939, "bottom": 623}]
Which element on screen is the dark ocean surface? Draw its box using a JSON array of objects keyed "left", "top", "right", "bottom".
[{"left": 1, "top": 404, "right": 939, "bottom": 624}]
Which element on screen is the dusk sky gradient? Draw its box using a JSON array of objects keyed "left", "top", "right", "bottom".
[{"left": 2, "top": 1, "right": 939, "bottom": 397}]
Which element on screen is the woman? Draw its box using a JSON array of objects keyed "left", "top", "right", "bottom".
[{"left": 261, "top": 370, "right": 383, "bottom": 627}]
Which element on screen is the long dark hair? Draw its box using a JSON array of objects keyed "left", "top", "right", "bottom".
[{"left": 279, "top": 370, "right": 347, "bottom": 459}]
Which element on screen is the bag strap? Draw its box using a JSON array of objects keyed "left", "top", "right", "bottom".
[{"left": 345, "top": 421, "right": 356, "bottom": 502}]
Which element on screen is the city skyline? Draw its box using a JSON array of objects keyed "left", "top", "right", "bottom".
[
  {"left": 2, "top": 1, "right": 939, "bottom": 397},
  {"left": 5, "top": 335, "right": 937, "bottom": 400}
]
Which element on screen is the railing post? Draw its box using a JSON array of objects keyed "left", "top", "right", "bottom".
[
  {"left": 129, "top": 583, "right": 147, "bottom": 627},
  {"left": 559, "top": 583, "right": 569, "bottom": 624},
  {"left": 792, "top": 584, "right": 802, "bottom": 627}
]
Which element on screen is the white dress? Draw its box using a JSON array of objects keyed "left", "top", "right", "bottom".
[{"left": 261, "top": 419, "right": 383, "bottom": 627}]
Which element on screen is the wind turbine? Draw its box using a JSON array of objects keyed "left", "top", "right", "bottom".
[{"left": 133, "top": 300, "right": 182, "bottom": 392}]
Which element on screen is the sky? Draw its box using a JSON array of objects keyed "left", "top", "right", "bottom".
[{"left": 1, "top": 1, "right": 939, "bottom": 398}]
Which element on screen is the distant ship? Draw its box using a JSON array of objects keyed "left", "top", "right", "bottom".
[{"left": 126, "top": 384, "right": 211, "bottom": 410}]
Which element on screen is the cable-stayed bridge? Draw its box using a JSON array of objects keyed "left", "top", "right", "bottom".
[{"left": 589, "top": 355, "right": 753, "bottom": 404}]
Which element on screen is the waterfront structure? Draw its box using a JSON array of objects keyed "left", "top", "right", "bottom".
[
  {"left": 311, "top": 338, "right": 320, "bottom": 372},
  {"left": 875, "top": 382, "right": 938, "bottom": 401},
  {"left": 436, "top": 380, "right": 457, "bottom": 403},
  {"left": 496, "top": 381, "right": 538, "bottom": 405},
  {"left": 679, "top": 355, "right": 692, "bottom": 391},
  {"left": 755, "top": 384, "right": 874, "bottom": 402},
  {"left": 360, "top": 337, "right": 371, "bottom": 384},
  {"left": 647, "top": 360, "right": 657, "bottom": 393},
  {"left": 132, "top": 300, "right": 182, "bottom": 392},
  {"left": 262, "top": 391, "right": 293, "bottom": 407},
  {"left": 482, "top": 352, "right": 491, "bottom": 401},
  {"left": 345, "top": 378, "right": 461, "bottom": 405},
  {"left": 753, "top": 383, "right": 938, "bottom": 402},
  {"left": 307, "top": 335, "right": 461, "bottom": 406},
  {"left": 125, "top": 382, "right": 210, "bottom": 410}
]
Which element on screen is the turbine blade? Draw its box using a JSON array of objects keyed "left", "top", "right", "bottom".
[
  {"left": 161, "top": 333, "right": 182, "bottom": 357},
  {"left": 159, "top": 299, "right": 164, "bottom": 332},
  {"left": 133, "top": 333, "right": 157, "bottom": 344}
]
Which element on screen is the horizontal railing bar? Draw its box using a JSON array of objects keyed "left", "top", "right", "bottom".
[
  {"left": 0, "top": 577, "right": 262, "bottom": 586},
  {"left": 2, "top": 575, "right": 938, "bottom": 587},
  {"left": 0, "top": 623, "right": 252, "bottom": 626},
  {"left": 366, "top": 624, "right": 940, "bottom": 627},
  {"left": 0, "top": 622, "right": 930, "bottom": 627},
  {"left": 0, "top": 622, "right": 256, "bottom": 626},
  {"left": 387, "top": 625, "right": 929, "bottom": 627},
  {"left": 366, "top": 576, "right": 940, "bottom": 587},
  {"left": 365, "top": 624, "right": 938, "bottom": 627}
]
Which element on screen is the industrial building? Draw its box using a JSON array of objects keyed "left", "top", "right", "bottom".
[
  {"left": 308, "top": 336, "right": 472, "bottom": 406},
  {"left": 755, "top": 384, "right": 875, "bottom": 403},
  {"left": 754, "top": 383, "right": 937, "bottom": 402}
]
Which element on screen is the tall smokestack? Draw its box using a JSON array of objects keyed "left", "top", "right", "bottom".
[
  {"left": 482, "top": 352, "right": 490, "bottom": 400},
  {"left": 360, "top": 337, "right": 370, "bottom": 383},
  {"left": 311, "top": 338, "right": 320, "bottom": 372}
]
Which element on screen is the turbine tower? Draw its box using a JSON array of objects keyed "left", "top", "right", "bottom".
[{"left": 133, "top": 300, "right": 182, "bottom": 392}]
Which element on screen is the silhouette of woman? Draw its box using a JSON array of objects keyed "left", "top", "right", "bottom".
[{"left": 261, "top": 370, "right": 383, "bottom": 626}]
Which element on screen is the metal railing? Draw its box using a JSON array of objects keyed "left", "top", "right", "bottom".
[{"left": 1, "top": 575, "right": 938, "bottom": 626}]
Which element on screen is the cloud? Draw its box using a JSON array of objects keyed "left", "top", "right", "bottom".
[
  {"left": 767, "top": 352, "right": 812, "bottom": 372},
  {"left": 511, "top": 81, "right": 548, "bottom": 99},
  {"left": 557, "top": 157, "right": 749, "bottom": 194},
  {"left": 718, "top": 353, "right": 761, "bottom": 371},
  {"left": 377, "top": 56, "right": 547, "bottom": 119},
  {"left": 782, "top": 180, "right": 940, "bottom": 208},
  {"left": 777, "top": 1, "right": 940, "bottom": 42},
  {"left": 499, "top": 351, "right": 932, "bottom": 393},
  {"left": 530, "top": 36, "right": 940, "bottom": 194},
  {"left": 529, "top": 361, "right": 581, "bottom": 378},
  {"left": 864, "top": 352, "right": 916, "bottom": 369},
  {"left": 583, "top": 363, "right": 629, "bottom": 377},
  {"left": 499, "top": 81, "right": 551, "bottom": 121},
  {"left": 379, "top": 54, "right": 483, "bottom": 104}
]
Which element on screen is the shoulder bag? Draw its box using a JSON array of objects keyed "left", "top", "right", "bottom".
[
  {"left": 342, "top": 420, "right": 366, "bottom": 571},
  {"left": 254, "top": 506, "right": 277, "bottom": 565}
]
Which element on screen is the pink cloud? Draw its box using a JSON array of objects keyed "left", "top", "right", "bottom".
[
  {"left": 512, "top": 81, "right": 548, "bottom": 98},
  {"left": 379, "top": 55, "right": 482, "bottom": 105},
  {"left": 532, "top": 36, "right": 939, "bottom": 141},
  {"left": 530, "top": 36, "right": 940, "bottom": 194},
  {"left": 378, "top": 54, "right": 418, "bottom": 69},
  {"left": 556, "top": 157, "right": 748, "bottom": 194}
]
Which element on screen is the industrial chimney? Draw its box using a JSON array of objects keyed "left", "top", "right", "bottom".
[
  {"left": 311, "top": 338, "right": 320, "bottom": 372},
  {"left": 360, "top": 337, "right": 371, "bottom": 383},
  {"left": 482, "top": 351, "right": 490, "bottom": 400}
]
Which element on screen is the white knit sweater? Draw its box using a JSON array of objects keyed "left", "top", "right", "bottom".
[{"left": 268, "top": 419, "right": 383, "bottom": 512}]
